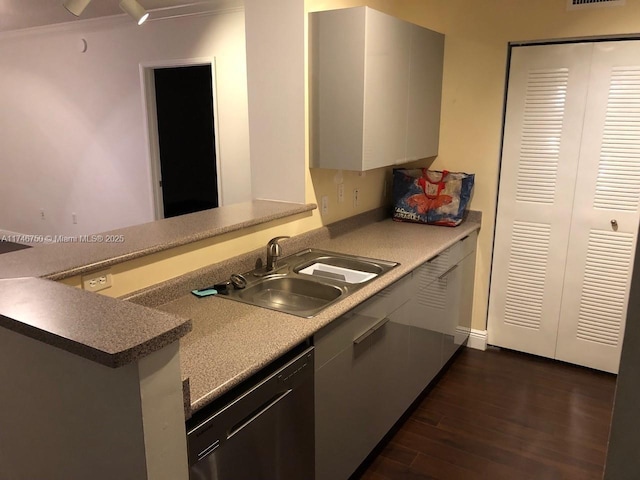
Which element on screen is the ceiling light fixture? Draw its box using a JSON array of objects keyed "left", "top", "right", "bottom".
[
  {"left": 119, "top": 0, "right": 150, "bottom": 25},
  {"left": 63, "top": 0, "right": 92, "bottom": 17}
]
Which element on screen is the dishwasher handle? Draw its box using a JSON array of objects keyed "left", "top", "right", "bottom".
[{"left": 227, "top": 389, "right": 292, "bottom": 440}]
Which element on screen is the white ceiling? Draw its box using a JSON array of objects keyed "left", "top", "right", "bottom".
[{"left": 0, "top": 0, "right": 240, "bottom": 33}]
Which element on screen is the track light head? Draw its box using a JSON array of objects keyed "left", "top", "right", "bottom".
[
  {"left": 63, "top": 0, "right": 92, "bottom": 17},
  {"left": 119, "top": 0, "right": 149, "bottom": 25}
]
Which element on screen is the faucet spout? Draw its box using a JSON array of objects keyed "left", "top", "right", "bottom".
[{"left": 266, "top": 236, "right": 290, "bottom": 272}]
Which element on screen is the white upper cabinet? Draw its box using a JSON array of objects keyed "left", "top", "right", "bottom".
[{"left": 310, "top": 7, "right": 444, "bottom": 171}]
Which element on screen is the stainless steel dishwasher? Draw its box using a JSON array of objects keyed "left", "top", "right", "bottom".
[{"left": 186, "top": 344, "right": 314, "bottom": 480}]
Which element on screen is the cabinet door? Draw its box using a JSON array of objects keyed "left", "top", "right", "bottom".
[
  {"left": 362, "top": 8, "right": 412, "bottom": 170},
  {"left": 404, "top": 239, "right": 476, "bottom": 399},
  {"left": 311, "top": 7, "right": 444, "bottom": 171},
  {"left": 405, "top": 295, "right": 443, "bottom": 400},
  {"left": 488, "top": 43, "right": 593, "bottom": 358},
  {"left": 402, "top": 250, "right": 451, "bottom": 399},
  {"left": 405, "top": 24, "right": 444, "bottom": 161},
  {"left": 310, "top": 7, "right": 367, "bottom": 171},
  {"left": 555, "top": 41, "right": 640, "bottom": 373},
  {"left": 315, "top": 305, "right": 410, "bottom": 480},
  {"left": 442, "top": 250, "right": 475, "bottom": 364}
]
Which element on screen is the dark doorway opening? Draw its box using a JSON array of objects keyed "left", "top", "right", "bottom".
[{"left": 154, "top": 64, "right": 219, "bottom": 218}]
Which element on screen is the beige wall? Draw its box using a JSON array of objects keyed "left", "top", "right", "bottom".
[{"left": 307, "top": 0, "right": 640, "bottom": 331}]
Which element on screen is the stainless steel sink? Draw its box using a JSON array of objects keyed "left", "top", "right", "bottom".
[
  {"left": 223, "top": 249, "right": 398, "bottom": 318},
  {"left": 236, "top": 277, "right": 343, "bottom": 318}
]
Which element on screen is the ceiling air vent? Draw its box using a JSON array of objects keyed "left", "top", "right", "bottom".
[{"left": 567, "top": 0, "right": 625, "bottom": 10}]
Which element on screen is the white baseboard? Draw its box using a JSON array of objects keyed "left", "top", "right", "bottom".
[{"left": 466, "top": 329, "right": 488, "bottom": 351}]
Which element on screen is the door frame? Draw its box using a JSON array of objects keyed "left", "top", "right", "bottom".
[{"left": 139, "top": 57, "right": 223, "bottom": 220}]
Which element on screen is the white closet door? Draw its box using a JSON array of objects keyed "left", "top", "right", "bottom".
[
  {"left": 555, "top": 41, "right": 640, "bottom": 373},
  {"left": 487, "top": 44, "right": 593, "bottom": 357}
]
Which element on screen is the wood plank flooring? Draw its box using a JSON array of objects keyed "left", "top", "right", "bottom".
[{"left": 355, "top": 347, "right": 616, "bottom": 480}]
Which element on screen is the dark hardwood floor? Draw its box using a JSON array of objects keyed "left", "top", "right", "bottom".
[{"left": 357, "top": 347, "right": 617, "bottom": 480}]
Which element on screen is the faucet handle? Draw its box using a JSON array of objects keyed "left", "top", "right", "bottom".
[
  {"left": 266, "top": 236, "right": 290, "bottom": 272},
  {"left": 268, "top": 236, "right": 290, "bottom": 246},
  {"left": 267, "top": 236, "right": 290, "bottom": 254}
]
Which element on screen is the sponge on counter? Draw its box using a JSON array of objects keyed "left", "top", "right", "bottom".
[{"left": 191, "top": 288, "right": 218, "bottom": 298}]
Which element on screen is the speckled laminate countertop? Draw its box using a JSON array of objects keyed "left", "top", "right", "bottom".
[
  {"left": 0, "top": 277, "right": 191, "bottom": 368},
  {"left": 156, "top": 214, "right": 481, "bottom": 415},
  {"left": 0, "top": 200, "right": 314, "bottom": 368},
  {"left": 0, "top": 200, "right": 315, "bottom": 281}
]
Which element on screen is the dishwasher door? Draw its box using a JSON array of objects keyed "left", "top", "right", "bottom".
[{"left": 187, "top": 346, "right": 314, "bottom": 480}]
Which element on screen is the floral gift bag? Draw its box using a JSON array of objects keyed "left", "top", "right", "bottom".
[{"left": 392, "top": 168, "right": 475, "bottom": 227}]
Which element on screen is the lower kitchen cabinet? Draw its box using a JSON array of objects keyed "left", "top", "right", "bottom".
[
  {"left": 314, "top": 231, "right": 477, "bottom": 480},
  {"left": 314, "top": 275, "right": 412, "bottom": 480}
]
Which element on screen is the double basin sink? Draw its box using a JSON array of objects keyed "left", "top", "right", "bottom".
[{"left": 223, "top": 249, "right": 398, "bottom": 318}]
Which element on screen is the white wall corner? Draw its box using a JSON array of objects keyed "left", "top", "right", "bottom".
[
  {"left": 244, "top": 0, "right": 306, "bottom": 204},
  {"left": 138, "top": 342, "right": 189, "bottom": 480},
  {"left": 466, "top": 329, "right": 488, "bottom": 351}
]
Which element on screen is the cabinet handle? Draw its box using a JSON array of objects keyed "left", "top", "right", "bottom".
[
  {"left": 438, "top": 264, "right": 458, "bottom": 280},
  {"left": 353, "top": 317, "right": 390, "bottom": 345}
]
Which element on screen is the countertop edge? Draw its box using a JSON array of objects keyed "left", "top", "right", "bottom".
[
  {"left": 46, "top": 201, "right": 317, "bottom": 280},
  {"left": 0, "top": 277, "right": 193, "bottom": 368},
  {"left": 0, "top": 318, "right": 192, "bottom": 368},
  {"left": 0, "top": 200, "right": 316, "bottom": 281},
  {"left": 107, "top": 321, "right": 194, "bottom": 368}
]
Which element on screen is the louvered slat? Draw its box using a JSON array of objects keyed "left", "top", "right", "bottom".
[
  {"left": 416, "top": 251, "right": 450, "bottom": 309},
  {"left": 419, "top": 280, "right": 447, "bottom": 310},
  {"left": 503, "top": 221, "right": 551, "bottom": 329},
  {"left": 516, "top": 69, "right": 568, "bottom": 204},
  {"left": 575, "top": 229, "right": 634, "bottom": 346},
  {"left": 594, "top": 67, "right": 640, "bottom": 211}
]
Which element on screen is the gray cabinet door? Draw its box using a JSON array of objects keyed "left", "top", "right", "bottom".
[
  {"left": 442, "top": 249, "right": 476, "bottom": 364},
  {"left": 314, "top": 271, "right": 413, "bottom": 480},
  {"left": 310, "top": 6, "right": 443, "bottom": 170},
  {"left": 405, "top": 234, "right": 477, "bottom": 397},
  {"left": 315, "top": 303, "right": 410, "bottom": 480},
  {"left": 406, "top": 24, "right": 444, "bottom": 161},
  {"left": 406, "top": 262, "right": 447, "bottom": 399}
]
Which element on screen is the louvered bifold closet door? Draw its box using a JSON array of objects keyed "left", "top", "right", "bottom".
[
  {"left": 487, "top": 44, "right": 593, "bottom": 358},
  {"left": 555, "top": 41, "right": 640, "bottom": 374}
]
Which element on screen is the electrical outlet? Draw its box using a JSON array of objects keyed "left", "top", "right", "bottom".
[
  {"left": 338, "top": 183, "right": 344, "bottom": 203},
  {"left": 82, "top": 269, "right": 113, "bottom": 292},
  {"left": 321, "top": 195, "right": 329, "bottom": 215},
  {"left": 40, "top": 209, "right": 45, "bottom": 220},
  {"left": 72, "top": 213, "right": 78, "bottom": 224},
  {"left": 353, "top": 188, "right": 360, "bottom": 208}
]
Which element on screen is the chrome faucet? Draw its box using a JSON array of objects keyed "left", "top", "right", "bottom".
[{"left": 266, "top": 236, "right": 290, "bottom": 272}]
